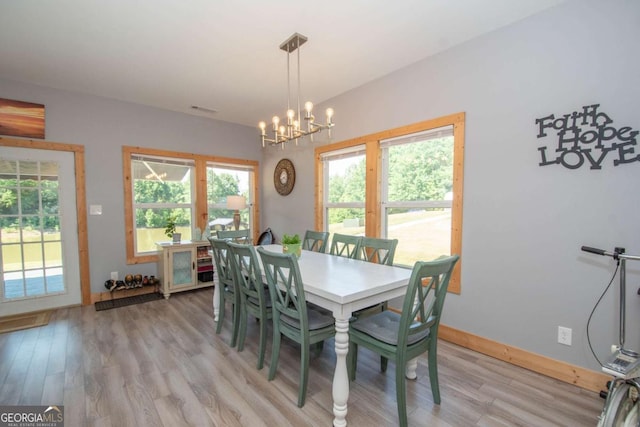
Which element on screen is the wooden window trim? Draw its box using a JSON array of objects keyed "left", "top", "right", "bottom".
[
  {"left": 314, "top": 112, "right": 465, "bottom": 293},
  {"left": 123, "top": 146, "right": 260, "bottom": 265}
]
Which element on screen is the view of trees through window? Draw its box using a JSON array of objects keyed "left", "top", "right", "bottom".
[
  {"left": 132, "top": 158, "right": 194, "bottom": 253},
  {"left": 383, "top": 133, "right": 454, "bottom": 266},
  {"left": 323, "top": 129, "right": 455, "bottom": 267},
  {"left": 207, "top": 165, "right": 251, "bottom": 231},
  {"left": 326, "top": 151, "right": 365, "bottom": 231},
  {"left": 132, "top": 159, "right": 252, "bottom": 254},
  {"left": 124, "top": 147, "right": 259, "bottom": 263}
]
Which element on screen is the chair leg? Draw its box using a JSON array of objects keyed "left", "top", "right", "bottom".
[
  {"left": 256, "top": 315, "right": 267, "bottom": 370},
  {"left": 216, "top": 293, "right": 225, "bottom": 334},
  {"left": 428, "top": 349, "right": 441, "bottom": 404},
  {"left": 268, "top": 330, "right": 281, "bottom": 381},
  {"left": 310, "top": 341, "right": 323, "bottom": 357},
  {"left": 381, "top": 356, "right": 388, "bottom": 372},
  {"left": 395, "top": 360, "right": 409, "bottom": 427},
  {"left": 348, "top": 342, "right": 358, "bottom": 381},
  {"left": 237, "top": 305, "right": 247, "bottom": 351},
  {"left": 298, "top": 340, "right": 310, "bottom": 407},
  {"left": 230, "top": 302, "right": 240, "bottom": 347}
]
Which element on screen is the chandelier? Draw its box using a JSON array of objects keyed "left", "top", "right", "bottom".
[{"left": 259, "top": 33, "right": 334, "bottom": 148}]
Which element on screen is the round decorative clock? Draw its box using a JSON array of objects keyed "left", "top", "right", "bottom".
[{"left": 274, "top": 158, "right": 295, "bottom": 196}]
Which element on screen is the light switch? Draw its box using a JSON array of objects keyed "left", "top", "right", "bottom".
[{"left": 89, "top": 204, "right": 102, "bottom": 215}]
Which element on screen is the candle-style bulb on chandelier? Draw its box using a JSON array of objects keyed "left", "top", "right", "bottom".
[{"left": 259, "top": 33, "right": 335, "bottom": 148}]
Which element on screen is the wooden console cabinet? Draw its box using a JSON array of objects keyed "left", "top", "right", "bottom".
[{"left": 156, "top": 240, "right": 214, "bottom": 299}]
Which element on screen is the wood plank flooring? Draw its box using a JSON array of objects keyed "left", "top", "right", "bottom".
[{"left": 0, "top": 288, "right": 604, "bottom": 426}]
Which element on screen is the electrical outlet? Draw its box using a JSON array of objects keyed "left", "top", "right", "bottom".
[
  {"left": 558, "top": 326, "right": 572, "bottom": 346},
  {"left": 110, "top": 271, "right": 118, "bottom": 281}
]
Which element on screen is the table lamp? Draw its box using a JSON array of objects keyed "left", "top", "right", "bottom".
[{"left": 226, "top": 195, "right": 246, "bottom": 230}]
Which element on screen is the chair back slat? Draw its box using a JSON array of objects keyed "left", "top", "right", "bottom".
[
  {"left": 227, "top": 242, "right": 264, "bottom": 304},
  {"left": 329, "top": 233, "right": 361, "bottom": 259},
  {"left": 208, "top": 237, "right": 234, "bottom": 286},
  {"left": 399, "top": 255, "right": 459, "bottom": 348},
  {"left": 257, "top": 248, "right": 308, "bottom": 331},
  {"left": 217, "top": 229, "right": 251, "bottom": 244},
  {"left": 302, "top": 230, "right": 329, "bottom": 253},
  {"left": 357, "top": 237, "right": 398, "bottom": 265}
]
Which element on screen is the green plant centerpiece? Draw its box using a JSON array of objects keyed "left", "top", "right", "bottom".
[
  {"left": 164, "top": 215, "right": 181, "bottom": 243},
  {"left": 281, "top": 233, "right": 302, "bottom": 258}
]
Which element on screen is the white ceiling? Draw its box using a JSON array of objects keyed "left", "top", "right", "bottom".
[{"left": 0, "top": 0, "right": 565, "bottom": 128}]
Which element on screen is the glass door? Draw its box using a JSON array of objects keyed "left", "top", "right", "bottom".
[
  {"left": 170, "top": 248, "right": 196, "bottom": 288},
  {"left": 0, "top": 148, "right": 81, "bottom": 316}
]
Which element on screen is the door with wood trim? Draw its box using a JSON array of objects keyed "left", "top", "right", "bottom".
[{"left": 0, "top": 147, "right": 81, "bottom": 316}]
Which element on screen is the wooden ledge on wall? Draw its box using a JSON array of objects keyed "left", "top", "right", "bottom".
[
  {"left": 438, "top": 324, "right": 610, "bottom": 393},
  {"left": 91, "top": 285, "right": 159, "bottom": 304}
]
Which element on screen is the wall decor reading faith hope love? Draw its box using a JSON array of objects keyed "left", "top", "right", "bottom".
[{"left": 535, "top": 104, "right": 638, "bottom": 170}]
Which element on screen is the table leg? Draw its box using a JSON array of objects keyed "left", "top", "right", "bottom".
[
  {"left": 332, "top": 316, "right": 350, "bottom": 427},
  {"left": 406, "top": 358, "right": 418, "bottom": 379},
  {"left": 213, "top": 283, "right": 220, "bottom": 321}
]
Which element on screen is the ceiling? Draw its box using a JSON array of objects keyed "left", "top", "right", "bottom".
[{"left": 0, "top": 0, "right": 565, "bottom": 128}]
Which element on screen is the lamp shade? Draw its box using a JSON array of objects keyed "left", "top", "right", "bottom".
[{"left": 226, "top": 195, "right": 246, "bottom": 210}]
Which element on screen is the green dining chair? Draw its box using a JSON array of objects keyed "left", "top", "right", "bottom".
[
  {"left": 302, "top": 230, "right": 329, "bottom": 253},
  {"left": 208, "top": 237, "right": 241, "bottom": 347},
  {"left": 353, "top": 237, "right": 400, "bottom": 318},
  {"left": 329, "top": 233, "right": 361, "bottom": 258},
  {"left": 348, "top": 254, "right": 460, "bottom": 427},
  {"left": 356, "top": 237, "right": 398, "bottom": 266},
  {"left": 257, "top": 247, "right": 336, "bottom": 407},
  {"left": 227, "top": 242, "right": 272, "bottom": 370},
  {"left": 217, "top": 228, "right": 251, "bottom": 244}
]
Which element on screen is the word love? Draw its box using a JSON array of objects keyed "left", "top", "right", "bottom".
[{"left": 535, "top": 104, "right": 639, "bottom": 169}]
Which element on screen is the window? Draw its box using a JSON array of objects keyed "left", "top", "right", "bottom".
[
  {"left": 320, "top": 145, "right": 366, "bottom": 238},
  {"left": 315, "top": 113, "right": 464, "bottom": 293},
  {"left": 207, "top": 163, "right": 254, "bottom": 232},
  {"left": 381, "top": 126, "right": 454, "bottom": 267},
  {"left": 123, "top": 146, "right": 259, "bottom": 264},
  {"left": 130, "top": 155, "right": 195, "bottom": 255}
]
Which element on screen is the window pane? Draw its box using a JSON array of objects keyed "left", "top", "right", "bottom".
[
  {"left": 207, "top": 167, "right": 247, "bottom": 203},
  {"left": 206, "top": 165, "right": 252, "bottom": 232},
  {"left": 131, "top": 156, "right": 194, "bottom": 255},
  {"left": 327, "top": 155, "right": 365, "bottom": 203},
  {"left": 382, "top": 131, "right": 454, "bottom": 266},
  {"left": 327, "top": 208, "right": 365, "bottom": 236},
  {"left": 387, "top": 137, "right": 453, "bottom": 202},
  {"left": 132, "top": 159, "right": 192, "bottom": 204},
  {"left": 0, "top": 188, "right": 19, "bottom": 215},
  {"left": 44, "top": 241, "right": 63, "bottom": 268},
  {"left": 20, "top": 188, "right": 39, "bottom": 215},
  {"left": 2, "top": 243, "right": 21, "bottom": 272},
  {"left": 386, "top": 208, "right": 451, "bottom": 266},
  {"left": 41, "top": 178, "right": 59, "bottom": 214},
  {"left": 135, "top": 207, "right": 192, "bottom": 253},
  {"left": 23, "top": 242, "right": 43, "bottom": 269}
]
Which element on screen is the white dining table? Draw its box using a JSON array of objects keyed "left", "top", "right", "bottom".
[{"left": 213, "top": 244, "right": 412, "bottom": 427}]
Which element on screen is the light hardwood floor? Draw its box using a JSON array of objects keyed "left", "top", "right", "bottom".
[{"left": 0, "top": 288, "right": 604, "bottom": 426}]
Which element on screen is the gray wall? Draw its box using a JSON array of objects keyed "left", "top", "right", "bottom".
[
  {"left": 0, "top": 78, "right": 259, "bottom": 294},
  {"left": 261, "top": 0, "right": 640, "bottom": 371}
]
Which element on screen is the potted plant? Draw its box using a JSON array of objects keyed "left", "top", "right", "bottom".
[
  {"left": 165, "top": 215, "right": 181, "bottom": 243},
  {"left": 281, "top": 233, "right": 302, "bottom": 258}
]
